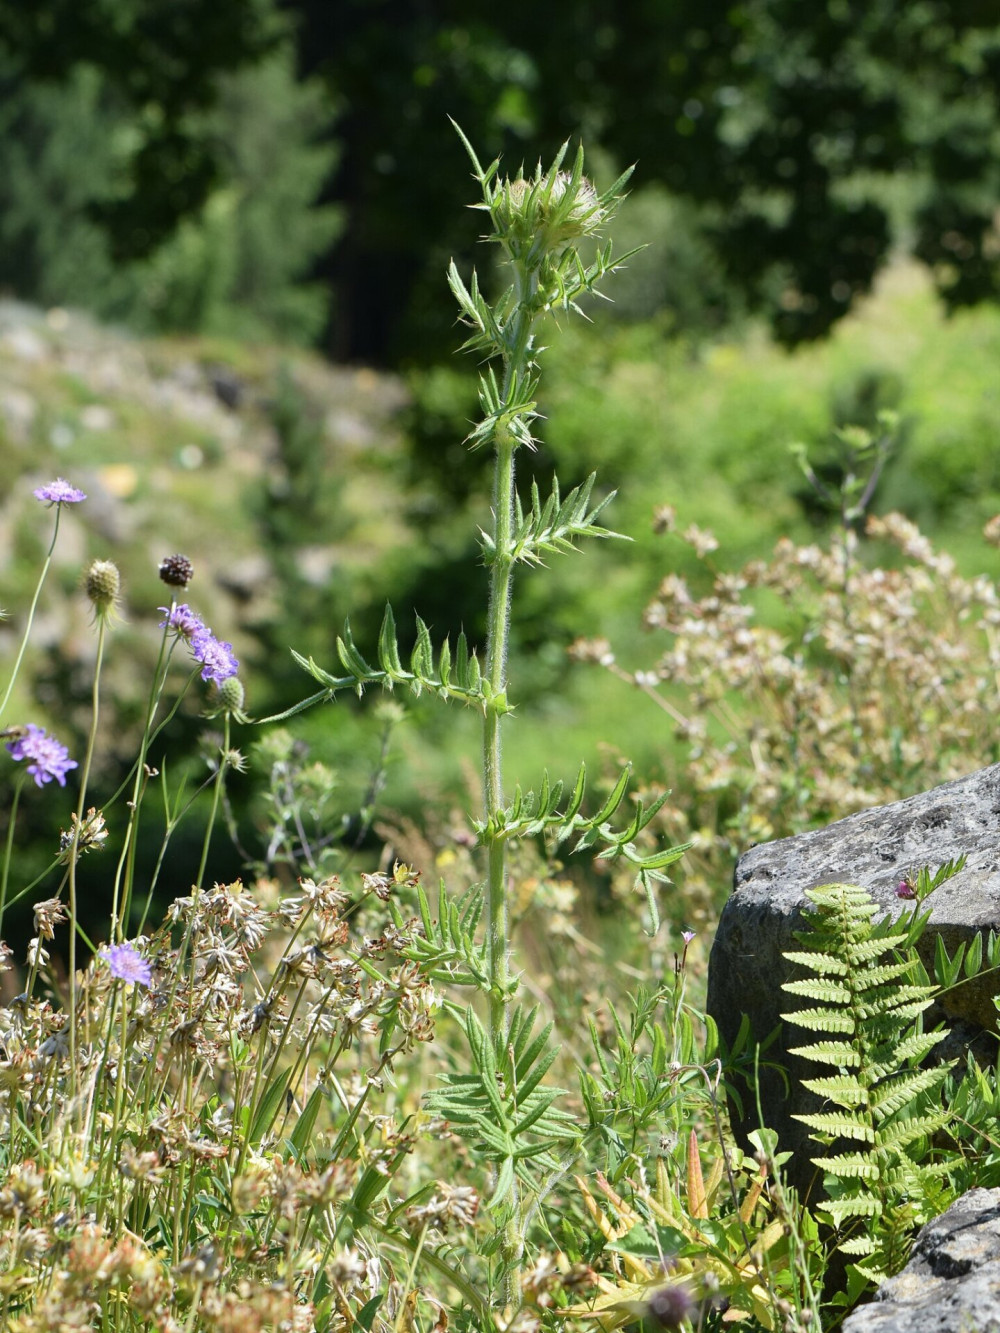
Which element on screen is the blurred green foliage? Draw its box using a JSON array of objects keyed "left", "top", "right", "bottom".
[
  {"left": 298, "top": 0, "right": 1000, "bottom": 361},
  {"left": 0, "top": 34, "right": 340, "bottom": 343},
  {"left": 0, "top": 1, "right": 997, "bottom": 361}
]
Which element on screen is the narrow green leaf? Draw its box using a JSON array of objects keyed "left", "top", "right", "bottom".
[
  {"left": 964, "top": 931, "right": 984, "bottom": 978},
  {"left": 588, "top": 765, "right": 631, "bottom": 827},
  {"left": 249, "top": 1069, "right": 291, "bottom": 1147},
  {"left": 289, "top": 1084, "right": 327, "bottom": 1158}
]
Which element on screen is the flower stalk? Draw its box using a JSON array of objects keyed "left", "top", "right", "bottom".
[{"left": 451, "top": 127, "right": 633, "bottom": 1299}]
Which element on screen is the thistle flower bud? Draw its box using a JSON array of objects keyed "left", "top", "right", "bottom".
[
  {"left": 159, "top": 554, "right": 194, "bottom": 587},
  {"left": 495, "top": 165, "right": 606, "bottom": 253},
  {"left": 84, "top": 560, "right": 122, "bottom": 624}
]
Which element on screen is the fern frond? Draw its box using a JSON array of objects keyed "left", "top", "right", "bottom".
[
  {"left": 782, "top": 978, "right": 852, "bottom": 1005},
  {"left": 791, "top": 1110, "right": 875, "bottom": 1142},
  {"left": 781, "top": 878, "right": 958, "bottom": 1287},
  {"left": 800, "top": 1073, "right": 869, "bottom": 1106},
  {"left": 849, "top": 960, "right": 919, "bottom": 990},
  {"left": 820, "top": 1195, "right": 883, "bottom": 1224},
  {"left": 815, "top": 1152, "right": 881, "bottom": 1181},
  {"left": 786, "top": 1040, "right": 860, "bottom": 1068},
  {"left": 868, "top": 1065, "right": 953, "bottom": 1117},
  {"left": 839, "top": 1235, "right": 878, "bottom": 1257},
  {"left": 783, "top": 950, "right": 850, "bottom": 976},
  {"left": 840, "top": 933, "right": 910, "bottom": 963},
  {"left": 782, "top": 1006, "right": 856, "bottom": 1034}
]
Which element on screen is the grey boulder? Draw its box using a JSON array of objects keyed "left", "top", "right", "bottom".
[
  {"left": 707, "top": 763, "right": 1000, "bottom": 1195},
  {"left": 842, "top": 1188, "right": 1000, "bottom": 1333}
]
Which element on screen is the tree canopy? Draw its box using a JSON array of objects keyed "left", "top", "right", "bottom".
[{"left": 0, "top": 0, "right": 997, "bottom": 361}]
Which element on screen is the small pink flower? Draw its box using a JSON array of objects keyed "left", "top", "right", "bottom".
[
  {"left": 33, "top": 479, "right": 86, "bottom": 505},
  {"left": 6, "top": 725, "right": 78, "bottom": 787},
  {"left": 101, "top": 941, "right": 153, "bottom": 987}
]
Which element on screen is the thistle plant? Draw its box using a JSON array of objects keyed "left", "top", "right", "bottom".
[{"left": 273, "top": 131, "right": 690, "bottom": 1308}]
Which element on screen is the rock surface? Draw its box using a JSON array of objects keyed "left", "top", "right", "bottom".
[
  {"left": 707, "top": 763, "right": 1000, "bottom": 1193},
  {"left": 842, "top": 1188, "right": 1000, "bottom": 1332}
]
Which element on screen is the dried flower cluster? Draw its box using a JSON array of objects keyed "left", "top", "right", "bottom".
[
  {"left": 0, "top": 870, "right": 444, "bottom": 1331},
  {"left": 575, "top": 509, "right": 1000, "bottom": 923}
]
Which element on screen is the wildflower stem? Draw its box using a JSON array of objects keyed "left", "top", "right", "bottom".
[
  {"left": 68, "top": 613, "right": 108, "bottom": 1101},
  {"left": 111, "top": 621, "right": 174, "bottom": 939},
  {"left": 481, "top": 261, "right": 535, "bottom": 1299},
  {"left": 0, "top": 505, "right": 63, "bottom": 726},
  {"left": 195, "top": 713, "right": 231, "bottom": 890},
  {"left": 483, "top": 437, "right": 516, "bottom": 1045},
  {"left": 0, "top": 772, "right": 25, "bottom": 940}
]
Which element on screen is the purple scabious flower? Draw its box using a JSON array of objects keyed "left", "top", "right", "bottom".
[
  {"left": 159, "top": 604, "right": 238, "bottom": 683},
  {"left": 102, "top": 941, "right": 153, "bottom": 987},
  {"left": 159, "top": 603, "right": 208, "bottom": 642},
  {"left": 192, "top": 631, "right": 239, "bottom": 684},
  {"left": 6, "top": 725, "right": 78, "bottom": 787},
  {"left": 33, "top": 478, "right": 86, "bottom": 505}
]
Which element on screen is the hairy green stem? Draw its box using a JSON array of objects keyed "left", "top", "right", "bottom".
[{"left": 482, "top": 261, "right": 536, "bottom": 1302}]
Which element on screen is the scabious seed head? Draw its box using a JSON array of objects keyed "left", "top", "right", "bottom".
[
  {"left": 216, "top": 675, "right": 245, "bottom": 714},
  {"left": 159, "top": 554, "right": 194, "bottom": 587},
  {"left": 34, "top": 478, "right": 86, "bottom": 506},
  {"left": 84, "top": 559, "right": 122, "bottom": 623},
  {"left": 59, "top": 808, "right": 109, "bottom": 863}
]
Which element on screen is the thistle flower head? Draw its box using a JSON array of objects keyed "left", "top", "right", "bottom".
[
  {"left": 493, "top": 153, "right": 610, "bottom": 254},
  {"left": 6, "top": 725, "right": 78, "bottom": 788},
  {"left": 101, "top": 941, "right": 153, "bottom": 988},
  {"left": 33, "top": 478, "right": 86, "bottom": 506}
]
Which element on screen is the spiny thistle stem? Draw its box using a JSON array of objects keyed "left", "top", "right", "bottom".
[
  {"left": 482, "top": 274, "right": 535, "bottom": 1297},
  {"left": 483, "top": 429, "right": 517, "bottom": 1042}
]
